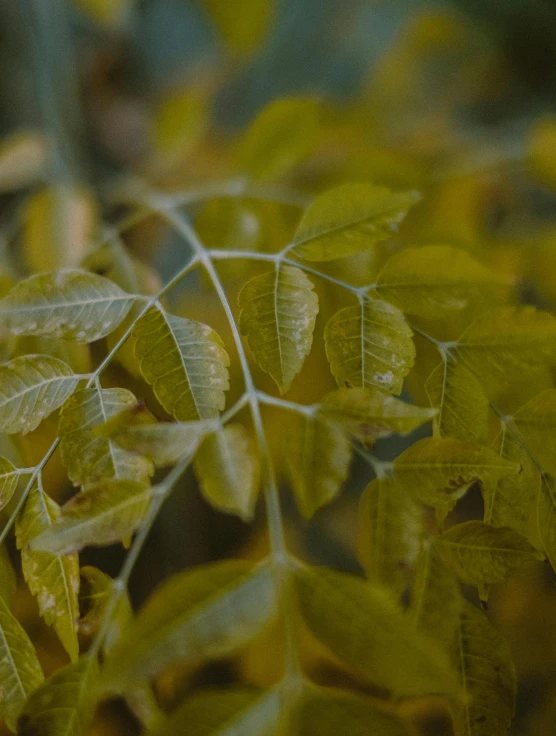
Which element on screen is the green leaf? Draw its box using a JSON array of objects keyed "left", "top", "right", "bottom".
[
  {"left": 238, "top": 265, "right": 318, "bottom": 394},
  {"left": 291, "top": 183, "right": 420, "bottom": 262},
  {"left": 16, "top": 486, "right": 80, "bottom": 662},
  {"left": 425, "top": 358, "right": 489, "bottom": 444},
  {"left": 320, "top": 386, "right": 436, "bottom": 442},
  {"left": 394, "top": 438, "right": 519, "bottom": 520},
  {"left": 59, "top": 386, "right": 154, "bottom": 488},
  {"left": 101, "top": 560, "right": 277, "bottom": 694},
  {"left": 455, "top": 307, "right": 556, "bottom": 394},
  {"left": 357, "top": 477, "right": 421, "bottom": 597},
  {"left": 297, "top": 685, "right": 416, "bottom": 736},
  {"left": 17, "top": 657, "right": 99, "bottom": 736},
  {"left": 433, "top": 521, "right": 543, "bottom": 594},
  {"left": 375, "top": 245, "right": 507, "bottom": 320},
  {"left": 512, "top": 389, "right": 556, "bottom": 474},
  {"left": 410, "top": 545, "right": 462, "bottom": 648},
  {"left": 235, "top": 97, "right": 318, "bottom": 181},
  {"left": 194, "top": 424, "right": 260, "bottom": 521},
  {"left": 0, "top": 596, "right": 44, "bottom": 731},
  {"left": 133, "top": 306, "right": 230, "bottom": 420},
  {"left": 149, "top": 688, "right": 281, "bottom": 736},
  {"left": 0, "top": 270, "right": 134, "bottom": 342},
  {"left": 0, "top": 455, "right": 20, "bottom": 511},
  {"left": 0, "top": 355, "right": 78, "bottom": 434},
  {"left": 284, "top": 414, "right": 352, "bottom": 518},
  {"left": 325, "top": 297, "right": 415, "bottom": 395},
  {"left": 452, "top": 602, "right": 516, "bottom": 736},
  {"left": 294, "top": 565, "right": 461, "bottom": 698},
  {"left": 29, "top": 479, "right": 152, "bottom": 555}
]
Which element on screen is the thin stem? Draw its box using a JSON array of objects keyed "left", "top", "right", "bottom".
[{"left": 257, "top": 391, "right": 316, "bottom": 418}]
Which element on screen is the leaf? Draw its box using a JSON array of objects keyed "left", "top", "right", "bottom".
[
  {"left": 294, "top": 566, "right": 461, "bottom": 698},
  {"left": 297, "top": 685, "right": 416, "bottom": 736},
  {"left": 433, "top": 521, "right": 543, "bottom": 594},
  {"left": 0, "top": 544, "right": 17, "bottom": 607},
  {"left": 0, "top": 596, "right": 44, "bottom": 731},
  {"left": 410, "top": 545, "right": 462, "bottom": 648},
  {"left": 0, "top": 455, "right": 20, "bottom": 511},
  {"left": 0, "top": 355, "right": 79, "bottom": 434},
  {"left": 291, "top": 183, "right": 420, "bottom": 262},
  {"left": 238, "top": 265, "right": 318, "bottom": 394},
  {"left": 425, "top": 358, "right": 489, "bottom": 444},
  {"left": 0, "top": 131, "right": 46, "bottom": 193},
  {"left": 77, "top": 566, "right": 131, "bottom": 652},
  {"left": 16, "top": 486, "right": 80, "bottom": 662},
  {"left": 394, "top": 438, "right": 519, "bottom": 520},
  {"left": 149, "top": 688, "right": 281, "bottom": 736},
  {"left": 455, "top": 307, "right": 556, "bottom": 394},
  {"left": 100, "top": 560, "right": 277, "bottom": 694},
  {"left": 29, "top": 479, "right": 152, "bottom": 555},
  {"left": 357, "top": 477, "right": 421, "bottom": 597},
  {"left": 202, "top": 0, "right": 274, "bottom": 57},
  {"left": 133, "top": 306, "right": 230, "bottom": 420},
  {"left": 17, "top": 657, "right": 99, "bottom": 736},
  {"left": 0, "top": 270, "right": 134, "bottom": 342},
  {"left": 452, "top": 601, "right": 516, "bottom": 736},
  {"left": 512, "top": 389, "right": 556, "bottom": 474},
  {"left": 284, "top": 414, "right": 352, "bottom": 518},
  {"left": 194, "top": 424, "right": 260, "bottom": 521},
  {"left": 235, "top": 97, "right": 318, "bottom": 180},
  {"left": 375, "top": 245, "right": 508, "bottom": 320},
  {"left": 325, "top": 297, "right": 415, "bottom": 395},
  {"left": 59, "top": 387, "right": 154, "bottom": 488},
  {"left": 536, "top": 474, "right": 556, "bottom": 573},
  {"left": 320, "top": 386, "right": 436, "bottom": 442}
]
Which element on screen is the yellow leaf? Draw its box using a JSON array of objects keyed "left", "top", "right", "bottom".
[
  {"left": 291, "top": 183, "right": 420, "bottom": 262},
  {"left": 153, "top": 88, "right": 208, "bottom": 162},
  {"left": 0, "top": 131, "right": 47, "bottom": 193},
  {"left": 238, "top": 265, "right": 318, "bottom": 394},
  {"left": 202, "top": 0, "right": 274, "bottom": 57},
  {"left": 537, "top": 474, "right": 556, "bottom": 574},
  {"left": 512, "top": 389, "right": 556, "bottom": 475},
  {"left": 325, "top": 297, "right": 415, "bottom": 395}
]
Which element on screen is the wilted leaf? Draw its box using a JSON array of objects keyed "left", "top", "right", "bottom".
[
  {"left": 0, "top": 596, "right": 43, "bottom": 731},
  {"left": 294, "top": 566, "right": 461, "bottom": 698},
  {"left": 284, "top": 414, "right": 351, "bottom": 518},
  {"left": 194, "top": 424, "right": 260, "bottom": 521},
  {"left": 0, "top": 455, "right": 20, "bottom": 511},
  {"left": 291, "top": 183, "right": 419, "bottom": 262},
  {"left": 16, "top": 486, "right": 80, "bottom": 662},
  {"left": 59, "top": 386, "right": 154, "bottom": 488},
  {"left": 0, "top": 355, "right": 78, "bottom": 434},
  {"left": 238, "top": 265, "right": 318, "bottom": 394},
  {"left": 325, "top": 297, "right": 415, "bottom": 395},
  {"left": 29, "top": 479, "right": 152, "bottom": 555},
  {"left": 133, "top": 306, "right": 230, "bottom": 420},
  {"left": 101, "top": 560, "right": 277, "bottom": 694}
]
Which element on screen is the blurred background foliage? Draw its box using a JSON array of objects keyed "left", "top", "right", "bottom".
[{"left": 2, "top": 0, "right": 556, "bottom": 734}]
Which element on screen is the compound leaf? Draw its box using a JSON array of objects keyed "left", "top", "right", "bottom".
[
  {"left": 0, "top": 270, "right": 134, "bottom": 342},
  {"left": 238, "top": 265, "right": 318, "bottom": 394},
  {"left": 133, "top": 306, "right": 230, "bottom": 420}
]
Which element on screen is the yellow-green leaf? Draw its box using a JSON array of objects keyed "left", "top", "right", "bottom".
[
  {"left": 394, "top": 438, "right": 519, "bottom": 520},
  {"left": 291, "top": 183, "right": 420, "bottom": 262},
  {"left": 133, "top": 306, "right": 230, "bottom": 420},
  {"left": 294, "top": 566, "right": 461, "bottom": 698},
  {"left": 0, "top": 455, "right": 20, "bottom": 511},
  {"left": 101, "top": 560, "right": 276, "bottom": 694},
  {"left": 17, "top": 657, "right": 98, "bottom": 736},
  {"left": 235, "top": 97, "right": 318, "bottom": 181},
  {"left": 150, "top": 687, "right": 280, "bottom": 736},
  {"left": 325, "top": 297, "right": 415, "bottom": 395},
  {"left": 59, "top": 387, "right": 154, "bottom": 488},
  {"left": 29, "top": 479, "right": 152, "bottom": 555},
  {"left": 320, "top": 386, "right": 436, "bottom": 442},
  {"left": 433, "top": 521, "right": 543, "bottom": 593},
  {"left": 194, "top": 424, "right": 260, "bottom": 521},
  {"left": 201, "top": 0, "right": 274, "bottom": 57},
  {"left": 0, "top": 596, "right": 43, "bottom": 731},
  {"left": 0, "top": 355, "right": 78, "bottom": 434},
  {"left": 0, "top": 131, "right": 46, "bottom": 193},
  {"left": 284, "top": 414, "right": 351, "bottom": 518},
  {"left": 78, "top": 566, "right": 131, "bottom": 652},
  {"left": 238, "top": 265, "right": 318, "bottom": 394},
  {"left": 512, "top": 388, "right": 556, "bottom": 474},
  {"left": 0, "top": 270, "right": 134, "bottom": 342},
  {"left": 375, "top": 245, "right": 507, "bottom": 320},
  {"left": 357, "top": 477, "right": 421, "bottom": 596},
  {"left": 452, "top": 601, "right": 516, "bottom": 736},
  {"left": 425, "top": 358, "right": 489, "bottom": 444},
  {"left": 536, "top": 474, "right": 556, "bottom": 574},
  {"left": 16, "top": 487, "right": 80, "bottom": 662}
]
